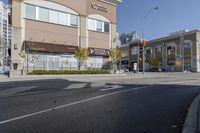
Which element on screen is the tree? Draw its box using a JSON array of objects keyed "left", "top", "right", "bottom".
[
  {"left": 109, "top": 48, "right": 122, "bottom": 74},
  {"left": 74, "top": 48, "right": 89, "bottom": 71},
  {"left": 19, "top": 51, "right": 39, "bottom": 74},
  {"left": 149, "top": 58, "right": 161, "bottom": 68}
]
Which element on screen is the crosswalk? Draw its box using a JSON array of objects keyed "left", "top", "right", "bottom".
[{"left": 0, "top": 82, "right": 122, "bottom": 97}]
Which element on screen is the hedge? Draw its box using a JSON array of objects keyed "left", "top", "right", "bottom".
[{"left": 29, "top": 70, "right": 110, "bottom": 75}]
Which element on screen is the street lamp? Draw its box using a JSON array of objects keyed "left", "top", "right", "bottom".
[
  {"left": 178, "top": 33, "right": 185, "bottom": 72},
  {"left": 141, "top": 6, "right": 159, "bottom": 74}
]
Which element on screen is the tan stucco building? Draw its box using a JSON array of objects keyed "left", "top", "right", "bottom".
[
  {"left": 124, "top": 30, "right": 200, "bottom": 72},
  {"left": 10, "top": 0, "right": 121, "bottom": 75}
]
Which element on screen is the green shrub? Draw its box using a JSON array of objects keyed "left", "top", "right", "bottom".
[{"left": 29, "top": 70, "right": 110, "bottom": 75}]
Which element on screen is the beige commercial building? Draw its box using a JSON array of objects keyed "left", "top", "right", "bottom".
[
  {"left": 10, "top": 0, "right": 121, "bottom": 75},
  {"left": 126, "top": 30, "right": 200, "bottom": 72}
]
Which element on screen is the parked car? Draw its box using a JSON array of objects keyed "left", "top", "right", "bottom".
[
  {"left": 149, "top": 68, "right": 162, "bottom": 72},
  {"left": 0, "top": 66, "right": 10, "bottom": 74}
]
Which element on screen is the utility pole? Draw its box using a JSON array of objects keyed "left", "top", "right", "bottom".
[{"left": 141, "top": 6, "right": 159, "bottom": 74}]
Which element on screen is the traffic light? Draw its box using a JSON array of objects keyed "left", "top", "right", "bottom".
[
  {"left": 168, "top": 49, "right": 171, "bottom": 55},
  {"left": 140, "top": 40, "right": 147, "bottom": 47}
]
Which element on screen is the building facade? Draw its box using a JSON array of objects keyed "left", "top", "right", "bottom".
[
  {"left": 128, "top": 30, "right": 200, "bottom": 72},
  {"left": 0, "top": 1, "right": 11, "bottom": 67},
  {"left": 11, "top": 0, "right": 121, "bottom": 75}
]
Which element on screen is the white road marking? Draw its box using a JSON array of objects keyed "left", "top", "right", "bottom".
[
  {"left": 63, "top": 83, "right": 87, "bottom": 90},
  {"left": 100, "top": 85, "right": 123, "bottom": 91},
  {"left": 91, "top": 82, "right": 105, "bottom": 88},
  {"left": 0, "top": 86, "right": 38, "bottom": 96},
  {"left": 0, "top": 85, "right": 150, "bottom": 125}
]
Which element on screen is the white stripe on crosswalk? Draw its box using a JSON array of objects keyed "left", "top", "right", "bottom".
[{"left": 63, "top": 83, "right": 87, "bottom": 90}]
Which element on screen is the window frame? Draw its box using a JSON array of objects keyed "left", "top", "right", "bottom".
[
  {"left": 38, "top": 6, "right": 49, "bottom": 22},
  {"left": 25, "top": 4, "right": 36, "bottom": 20}
]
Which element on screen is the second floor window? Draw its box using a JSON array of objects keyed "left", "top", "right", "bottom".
[
  {"left": 39, "top": 7, "right": 49, "bottom": 22},
  {"left": 25, "top": 4, "right": 36, "bottom": 19}
]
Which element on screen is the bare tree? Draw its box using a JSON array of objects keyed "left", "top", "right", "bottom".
[
  {"left": 19, "top": 51, "right": 40, "bottom": 74},
  {"left": 109, "top": 48, "right": 122, "bottom": 74}
]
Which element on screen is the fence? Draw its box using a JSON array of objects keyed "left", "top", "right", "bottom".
[{"left": 10, "top": 60, "right": 112, "bottom": 72}]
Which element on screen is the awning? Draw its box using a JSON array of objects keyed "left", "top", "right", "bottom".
[{"left": 24, "top": 41, "right": 78, "bottom": 53}]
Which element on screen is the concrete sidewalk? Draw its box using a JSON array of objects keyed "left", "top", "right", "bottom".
[
  {"left": 182, "top": 94, "right": 200, "bottom": 133},
  {"left": 0, "top": 73, "right": 130, "bottom": 83}
]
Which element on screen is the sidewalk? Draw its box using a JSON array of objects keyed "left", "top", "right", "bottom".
[
  {"left": 182, "top": 94, "right": 200, "bottom": 133},
  {"left": 0, "top": 73, "right": 130, "bottom": 83},
  {"left": 0, "top": 72, "right": 197, "bottom": 83}
]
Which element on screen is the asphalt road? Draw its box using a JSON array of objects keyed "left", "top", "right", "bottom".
[{"left": 0, "top": 77, "right": 200, "bottom": 133}]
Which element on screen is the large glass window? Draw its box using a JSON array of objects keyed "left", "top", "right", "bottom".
[
  {"left": 25, "top": 4, "right": 36, "bottom": 19},
  {"left": 88, "top": 18, "right": 110, "bottom": 33},
  {"left": 96, "top": 20, "right": 102, "bottom": 32},
  {"left": 25, "top": 4, "right": 79, "bottom": 28},
  {"left": 104, "top": 22, "right": 110, "bottom": 32},
  {"left": 88, "top": 19, "right": 95, "bottom": 30},
  {"left": 131, "top": 47, "right": 139, "bottom": 55},
  {"left": 35, "top": 55, "right": 46, "bottom": 68},
  {"left": 49, "top": 10, "right": 58, "bottom": 23},
  {"left": 58, "top": 12, "right": 68, "bottom": 25},
  {"left": 39, "top": 7, "right": 49, "bottom": 22},
  {"left": 70, "top": 14, "right": 78, "bottom": 26}
]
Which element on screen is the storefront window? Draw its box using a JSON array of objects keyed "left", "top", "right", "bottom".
[
  {"left": 35, "top": 55, "right": 46, "bottom": 69},
  {"left": 131, "top": 47, "right": 139, "bottom": 55}
]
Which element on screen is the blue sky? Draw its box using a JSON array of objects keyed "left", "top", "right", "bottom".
[
  {"left": 0, "top": 0, "right": 8, "bottom": 4},
  {"left": 1, "top": 0, "right": 199, "bottom": 40},
  {"left": 117, "top": 0, "right": 200, "bottom": 39}
]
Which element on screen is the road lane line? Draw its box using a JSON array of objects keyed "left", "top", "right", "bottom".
[{"left": 0, "top": 85, "right": 150, "bottom": 125}]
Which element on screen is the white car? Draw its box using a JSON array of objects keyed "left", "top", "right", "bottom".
[{"left": 0, "top": 66, "right": 10, "bottom": 74}]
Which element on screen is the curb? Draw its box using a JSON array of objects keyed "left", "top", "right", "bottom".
[
  {"left": 182, "top": 94, "right": 200, "bottom": 133},
  {"left": 0, "top": 74, "right": 129, "bottom": 83}
]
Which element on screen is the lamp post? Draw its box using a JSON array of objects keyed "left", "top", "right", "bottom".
[
  {"left": 179, "top": 34, "right": 185, "bottom": 72},
  {"left": 141, "top": 6, "right": 159, "bottom": 74}
]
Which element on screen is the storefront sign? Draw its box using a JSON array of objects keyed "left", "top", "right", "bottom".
[
  {"left": 89, "top": 48, "right": 109, "bottom": 57},
  {"left": 91, "top": 3, "right": 107, "bottom": 13}
]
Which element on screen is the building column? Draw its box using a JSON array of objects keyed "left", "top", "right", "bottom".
[
  {"left": 79, "top": 15, "right": 87, "bottom": 48},
  {"left": 111, "top": 22, "right": 116, "bottom": 48},
  {"left": 79, "top": 15, "right": 87, "bottom": 70},
  {"left": 10, "top": 0, "right": 23, "bottom": 76}
]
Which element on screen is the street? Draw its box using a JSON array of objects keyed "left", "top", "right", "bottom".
[{"left": 0, "top": 73, "right": 200, "bottom": 133}]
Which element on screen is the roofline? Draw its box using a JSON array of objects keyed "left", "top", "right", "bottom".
[
  {"left": 99, "top": 0, "right": 122, "bottom": 6},
  {"left": 149, "top": 29, "right": 200, "bottom": 43}
]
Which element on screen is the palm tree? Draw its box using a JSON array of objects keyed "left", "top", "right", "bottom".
[
  {"left": 109, "top": 48, "right": 122, "bottom": 74},
  {"left": 74, "top": 48, "right": 89, "bottom": 71}
]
